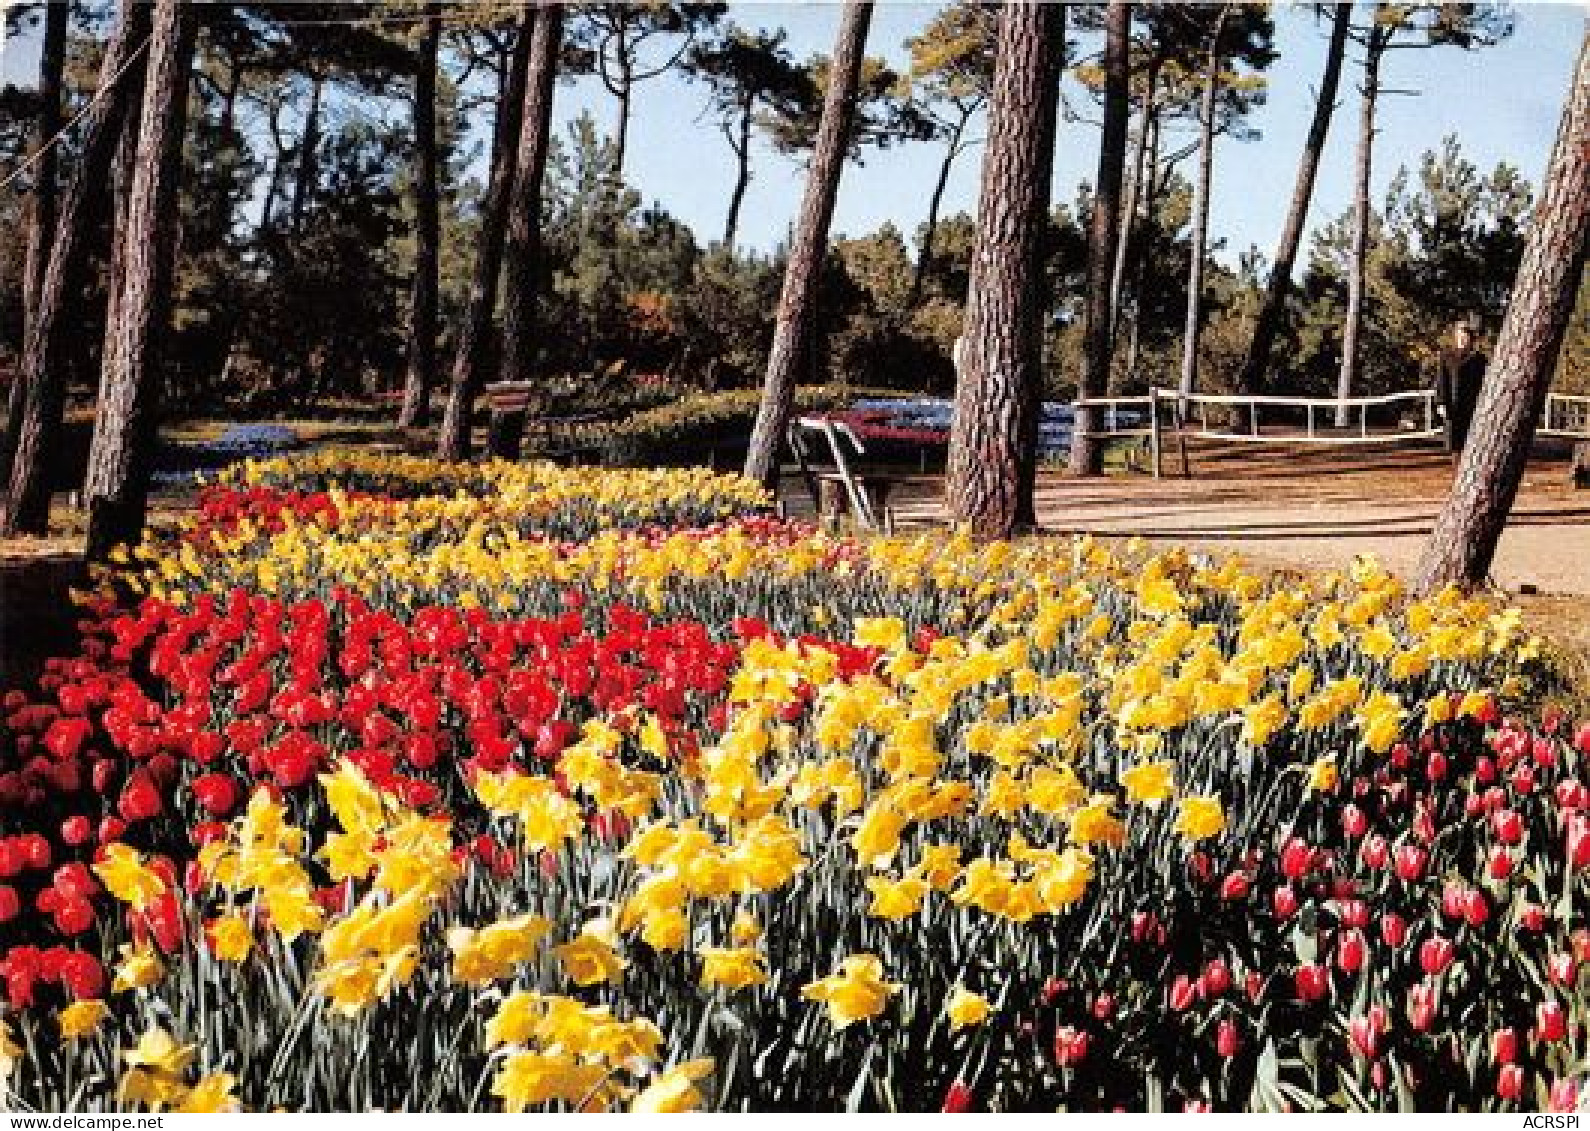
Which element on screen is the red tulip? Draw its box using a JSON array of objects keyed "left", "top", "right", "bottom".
[
  {"left": 190, "top": 820, "right": 227, "bottom": 848},
  {"left": 1217, "top": 1018, "right": 1242, "bottom": 1058},
  {"left": 1548, "top": 952, "right": 1577, "bottom": 987},
  {"left": 117, "top": 771, "right": 162, "bottom": 823},
  {"left": 942, "top": 1081, "right": 974, "bottom": 1113},
  {"left": 1487, "top": 846, "right": 1514, "bottom": 880},
  {"left": 1341, "top": 805, "right": 1368, "bottom": 838},
  {"left": 1337, "top": 929, "right": 1368, "bottom": 975},
  {"left": 1520, "top": 904, "right": 1548, "bottom": 932},
  {"left": 52, "top": 863, "right": 97, "bottom": 901},
  {"left": 1427, "top": 750, "right": 1448, "bottom": 781},
  {"left": 1349, "top": 1014, "right": 1380, "bottom": 1059},
  {"left": 1492, "top": 808, "right": 1523, "bottom": 845},
  {"left": 1280, "top": 837, "right": 1313, "bottom": 880},
  {"left": 1272, "top": 885, "right": 1299, "bottom": 919},
  {"left": 1420, "top": 936, "right": 1456, "bottom": 976},
  {"left": 1041, "top": 976, "right": 1065, "bottom": 1006},
  {"left": 1492, "top": 1027, "right": 1519, "bottom": 1065},
  {"left": 1379, "top": 913, "right": 1408, "bottom": 949},
  {"left": 1569, "top": 816, "right": 1590, "bottom": 873},
  {"left": 1413, "top": 805, "right": 1437, "bottom": 844},
  {"left": 1240, "top": 967, "right": 1265, "bottom": 1005},
  {"left": 1169, "top": 974, "right": 1197, "bottom": 1012},
  {"left": 192, "top": 773, "right": 239, "bottom": 816},
  {"left": 19, "top": 835, "right": 50, "bottom": 871},
  {"left": 1091, "top": 992, "right": 1115, "bottom": 1021},
  {"left": 57, "top": 951, "right": 104, "bottom": 1000},
  {"left": 1497, "top": 1064, "right": 1524, "bottom": 1103},
  {"left": 1463, "top": 889, "right": 1491, "bottom": 927},
  {"left": 53, "top": 895, "right": 95, "bottom": 935},
  {"left": 59, "top": 816, "right": 91, "bottom": 847},
  {"left": 1131, "top": 911, "right": 1165, "bottom": 947},
  {"left": 1574, "top": 723, "right": 1590, "bottom": 755},
  {"left": 1548, "top": 1078, "right": 1583, "bottom": 1113},
  {"left": 0, "top": 887, "right": 18, "bottom": 923},
  {"left": 1054, "top": 1026, "right": 1090, "bottom": 1067},
  {"left": 1408, "top": 981, "right": 1438, "bottom": 1032},
  {"left": 1220, "top": 871, "right": 1250, "bottom": 900},
  {"left": 1538, "top": 1001, "right": 1568, "bottom": 1042},
  {"left": 1295, "top": 963, "right": 1329, "bottom": 1003},
  {"left": 1335, "top": 899, "right": 1369, "bottom": 928},
  {"left": 1394, "top": 844, "right": 1428, "bottom": 882},
  {"left": 1360, "top": 834, "right": 1389, "bottom": 871},
  {"left": 1200, "top": 959, "right": 1231, "bottom": 999}
]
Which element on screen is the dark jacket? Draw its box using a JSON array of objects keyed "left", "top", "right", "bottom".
[{"left": 1435, "top": 345, "right": 1486, "bottom": 451}]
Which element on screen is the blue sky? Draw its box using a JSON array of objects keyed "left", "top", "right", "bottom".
[
  {"left": 3, "top": 3, "right": 1584, "bottom": 266},
  {"left": 574, "top": 2, "right": 1585, "bottom": 263}
]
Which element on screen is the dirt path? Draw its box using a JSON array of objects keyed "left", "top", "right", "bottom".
[{"left": 882, "top": 440, "right": 1590, "bottom": 597}]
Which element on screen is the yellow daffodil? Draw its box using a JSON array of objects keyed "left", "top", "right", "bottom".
[
  {"left": 57, "top": 999, "right": 108, "bottom": 1040},
  {"left": 631, "top": 1059, "right": 715, "bottom": 1113},
  {"left": 1120, "top": 760, "right": 1175, "bottom": 805},
  {"left": 1175, "top": 795, "right": 1227, "bottom": 842},
  {"left": 556, "top": 926, "right": 628, "bottom": 988},
  {"left": 946, "top": 986, "right": 992, "bottom": 1030},
  {"left": 802, "top": 954, "right": 899, "bottom": 1029},
  {"left": 698, "top": 947, "right": 768, "bottom": 992}
]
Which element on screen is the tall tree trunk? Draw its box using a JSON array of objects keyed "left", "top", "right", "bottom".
[
  {"left": 82, "top": 0, "right": 195, "bottom": 562},
  {"left": 1109, "top": 57, "right": 1159, "bottom": 373},
  {"left": 3, "top": 0, "right": 148, "bottom": 537},
  {"left": 945, "top": 1, "right": 1063, "bottom": 540},
  {"left": 0, "top": 0, "right": 69, "bottom": 501},
  {"left": 1178, "top": 6, "right": 1229, "bottom": 402},
  {"left": 1122, "top": 109, "right": 1160, "bottom": 385},
  {"left": 258, "top": 102, "right": 287, "bottom": 236},
  {"left": 497, "top": 4, "right": 562, "bottom": 389},
  {"left": 722, "top": 95, "right": 754, "bottom": 249},
  {"left": 910, "top": 113, "right": 968, "bottom": 307},
  {"left": 399, "top": 10, "right": 443, "bottom": 429},
  {"left": 1013, "top": 6, "right": 1063, "bottom": 530},
  {"left": 612, "top": 50, "right": 633, "bottom": 179},
  {"left": 22, "top": 0, "right": 69, "bottom": 329},
  {"left": 1070, "top": 0, "right": 1129, "bottom": 475},
  {"left": 1336, "top": 28, "right": 1385, "bottom": 426},
  {"left": 742, "top": 1, "right": 873, "bottom": 488},
  {"left": 437, "top": 8, "right": 535, "bottom": 462},
  {"left": 1416, "top": 35, "right": 1589, "bottom": 594},
  {"left": 1239, "top": 2, "right": 1350, "bottom": 393},
  {"left": 105, "top": 64, "right": 146, "bottom": 360},
  {"left": 289, "top": 73, "right": 323, "bottom": 233}
]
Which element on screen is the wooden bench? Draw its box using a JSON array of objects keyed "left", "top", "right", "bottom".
[
  {"left": 483, "top": 383, "right": 609, "bottom": 464},
  {"left": 788, "top": 417, "right": 896, "bottom": 533}
]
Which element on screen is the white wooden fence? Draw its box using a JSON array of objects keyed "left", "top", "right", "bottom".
[{"left": 1075, "top": 388, "right": 1590, "bottom": 478}]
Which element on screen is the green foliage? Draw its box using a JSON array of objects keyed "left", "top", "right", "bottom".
[{"left": 1292, "top": 136, "right": 1536, "bottom": 396}]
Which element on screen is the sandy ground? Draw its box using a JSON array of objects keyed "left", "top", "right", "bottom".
[{"left": 872, "top": 439, "right": 1590, "bottom": 597}]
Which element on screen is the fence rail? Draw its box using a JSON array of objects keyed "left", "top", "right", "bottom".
[
  {"left": 1541, "top": 392, "right": 1590, "bottom": 438},
  {"left": 1075, "top": 387, "right": 1590, "bottom": 478}
]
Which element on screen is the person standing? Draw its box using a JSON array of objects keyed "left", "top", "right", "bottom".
[{"left": 1435, "top": 316, "right": 1488, "bottom": 456}]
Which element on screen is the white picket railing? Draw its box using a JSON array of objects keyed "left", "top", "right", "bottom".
[
  {"left": 1541, "top": 392, "right": 1590, "bottom": 438},
  {"left": 1074, "top": 387, "right": 1590, "bottom": 478}
]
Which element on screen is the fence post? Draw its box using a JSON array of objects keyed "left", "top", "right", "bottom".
[
  {"left": 1149, "top": 388, "right": 1162, "bottom": 479},
  {"left": 1177, "top": 397, "right": 1192, "bottom": 479}
]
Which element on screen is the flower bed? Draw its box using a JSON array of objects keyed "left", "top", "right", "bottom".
[{"left": 0, "top": 453, "right": 1584, "bottom": 1113}]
